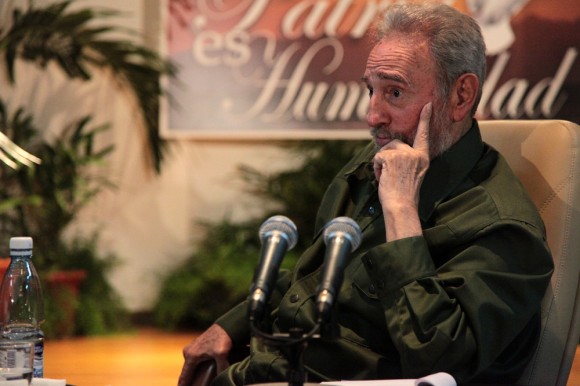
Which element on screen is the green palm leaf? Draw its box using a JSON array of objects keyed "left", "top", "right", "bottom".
[{"left": 0, "top": 1, "right": 175, "bottom": 172}]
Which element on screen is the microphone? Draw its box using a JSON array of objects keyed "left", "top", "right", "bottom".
[
  {"left": 316, "top": 217, "right": 362, "bottom": 322},
  {"left": 248, "top": 215, "right": 298, "bottom": 321}
]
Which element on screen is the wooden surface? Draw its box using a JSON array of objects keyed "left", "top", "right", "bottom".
[
  {"left": 44, "top": 328, "right": 580, "bottom": 386},
  {"left": 45, "top": 328, "right": 195, "bottom": 386}
]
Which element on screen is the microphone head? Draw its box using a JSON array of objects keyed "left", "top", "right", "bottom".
[
  {"left": 323, "top": 217, "right": 362, "bottom": 251},
  {"left": 259, "top": 215, "right": 298, "bottom": 250}
]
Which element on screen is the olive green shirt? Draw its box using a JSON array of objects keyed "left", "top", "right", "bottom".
[{"left": 215, "top": 121, "right": 554, "bottom": 384}]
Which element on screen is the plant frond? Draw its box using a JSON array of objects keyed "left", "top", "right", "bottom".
[{"left": 0, "top": 1, "right": 175, "bottom": 172}]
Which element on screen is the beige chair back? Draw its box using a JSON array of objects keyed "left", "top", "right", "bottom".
[{"left": 480, "top": 120, "right": 580, "bottom": 386}]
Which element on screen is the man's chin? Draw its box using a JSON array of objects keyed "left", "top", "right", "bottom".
[{"left": 372, "top": 136, "right": 391, "bottom": 150}]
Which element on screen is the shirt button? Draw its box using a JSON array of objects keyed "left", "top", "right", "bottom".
[
  {"left": 365, "top": 257, "right": 374, "bottom": 271},
  {"left": 289, "top": 294, "right": 300, "bottom": 303},
  {"left": 368, "top": 205, "right": 375, "bottom": 216},
  {"left": 368, "top": 284, "right": 376, "bottom": 295}
]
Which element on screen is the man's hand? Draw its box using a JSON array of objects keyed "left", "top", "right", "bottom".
[
  {"left": 178, "top": 324, "right": 233, "bottom": 386},
  {"left": 373, "top": 103, "right": 432, "bottom": 241}
]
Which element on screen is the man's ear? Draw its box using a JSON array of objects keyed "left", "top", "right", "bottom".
[{"left": 450, "top": 73, "right": 479, "bottom": 122}]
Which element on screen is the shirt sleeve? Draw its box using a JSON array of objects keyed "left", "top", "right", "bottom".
[{"left": 361, "top": 221, "right": 553, "bottom": 381}]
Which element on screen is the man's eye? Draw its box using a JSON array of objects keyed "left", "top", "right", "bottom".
[
  {"left": 392, "top": 89, "right": 401, "bottom": 98},
  {"left": 368, "top": 87, "right": 374, "bottom": 97}
]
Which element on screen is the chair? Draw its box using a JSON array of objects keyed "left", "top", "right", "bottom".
[{"left": 480, "top": 120, "right": 580, "bottom": 386}]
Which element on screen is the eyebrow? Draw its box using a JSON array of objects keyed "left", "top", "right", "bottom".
[{"left": 361, "top": 72, "right": 408, "bottom": 85}]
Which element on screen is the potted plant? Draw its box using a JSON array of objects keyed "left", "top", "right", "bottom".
[
  {"left": 0, "top": 103, "right": 127, "bottom": 337},
  {"left": 0, "top": 1, "right": 173, "bottom": 337}
]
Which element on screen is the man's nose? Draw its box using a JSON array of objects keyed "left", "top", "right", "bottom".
[{"left": 367, "top": 97, "right": 389, "bottom": 128}]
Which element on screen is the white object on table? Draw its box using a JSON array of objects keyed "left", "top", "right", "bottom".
[
  {"left": 30, "top": 379, "right": 66, "bottom": 386},
  {"left": 321, "top": 372, "right": 456, "bottom": 386},
  {"left": 0, "top": 380, "right": 28, "bottom": 386}
]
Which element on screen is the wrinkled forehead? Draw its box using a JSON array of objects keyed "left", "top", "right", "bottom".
[{"left": 364, "top": 34, "right": 436, "bottom": 81}]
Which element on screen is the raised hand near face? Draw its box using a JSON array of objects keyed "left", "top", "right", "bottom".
[{"left": 373, "top": 102, "right": 432, "bottom": 241}]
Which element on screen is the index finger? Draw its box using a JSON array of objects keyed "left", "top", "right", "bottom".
[{"left": 413, "top": 102, "right": 432, "bottom": 155}]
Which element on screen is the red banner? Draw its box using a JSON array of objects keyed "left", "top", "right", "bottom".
[{"left": 164, "top": 0, "right": 580, "bottom": 138}]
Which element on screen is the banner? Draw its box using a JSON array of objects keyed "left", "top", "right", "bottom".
[{"left": 164, "top": 0, "right": 580, "bottom": 138}]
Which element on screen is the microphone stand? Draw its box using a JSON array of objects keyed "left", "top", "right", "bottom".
[{"left": 249, "top": 317, "right": 321, "bottom": 386}]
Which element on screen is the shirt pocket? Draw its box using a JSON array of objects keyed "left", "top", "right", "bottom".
[
  {"left": 348, "top": 257, "right": 380, "bottom": 302},
  {"left": 338, "top": 258, "right": 391, "bottom": 352}
]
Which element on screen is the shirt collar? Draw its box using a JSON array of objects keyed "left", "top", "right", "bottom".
[{"left": 419, "top": 120, "right": 484, "bottom": 222}]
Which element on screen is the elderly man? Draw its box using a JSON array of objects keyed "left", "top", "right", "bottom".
[{"left": 178, "top": 3, "right": 553, "bottom": 385}]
